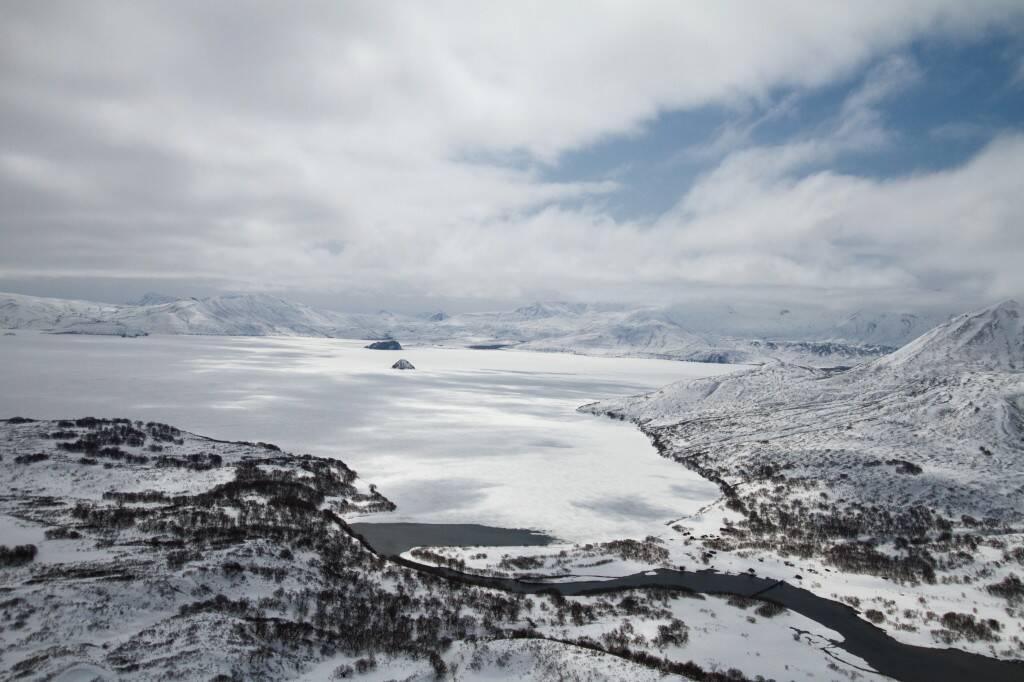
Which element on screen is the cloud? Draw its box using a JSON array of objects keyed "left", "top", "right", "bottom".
[
  {"left": 928, "top": 122, "right": 990, "bottom": 141},
  {"left": 834, "top": 54, "right": 922, "bottom": 150},
  {"left": 1014, "top": 56, "right": 1024, "bottom": 87},
  {"left": 681, "top": 93, "right": 802, "bottom": 163},
  {"left": 1, "top": 1, "right": 1022, "bottom": 308},
  {"left": 652, "top": 133, "right": 1024, "bottom": 303}
]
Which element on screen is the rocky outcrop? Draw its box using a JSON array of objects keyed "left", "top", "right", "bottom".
[
  {"left": 366, "top": 339, "right": 402, "bottom": 350},
  {"left": 392, "top": 359, "right": 415, "bottom": 370}
]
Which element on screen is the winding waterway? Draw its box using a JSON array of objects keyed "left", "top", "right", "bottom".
[{"left": 351, "top": 522, "right": 1024, "bottom": 682}]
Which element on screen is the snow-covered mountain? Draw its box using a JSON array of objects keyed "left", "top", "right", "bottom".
[
  {"left": 874, "top": 299, "right": 1022, "bottom": 373},
  {"left": 581, "top": 299, "right": 1024, "bottom": 657},
  {"left": 0, "top": 293, "right": 126, "bottom": 333},
  {"left": 119, "top": 293, "right": 347, "bottom": 337},
  {"left": 0, "top": 291, "right": 387, "bottom": 339},
  {"left": 0, "top": 290, "right": 955, "bottom": 366}
]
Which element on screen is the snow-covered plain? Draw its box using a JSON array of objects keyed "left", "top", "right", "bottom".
[{"left": 0, "top": 331, "right": 734, "bottom": 541}]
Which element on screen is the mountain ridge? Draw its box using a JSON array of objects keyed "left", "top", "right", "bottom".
[{"left": 874, "top": 299, "right": 1022, "bottom": 373}]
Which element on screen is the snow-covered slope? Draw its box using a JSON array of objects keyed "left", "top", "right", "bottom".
[
  {"left": 113, "top": 293, "right": 347, "bottom": 336},
  {"left": 875, "top": 299, "right": 1023, "bottom": 373},
  {"left": 0, "top": 293, "right": 127, "bottom": 333},
  {"left": 581, "top": 300, "right": 1024, "bottom": 658},
  {"left": 0, "top": 291, "right": 388, "bottom": 339}
]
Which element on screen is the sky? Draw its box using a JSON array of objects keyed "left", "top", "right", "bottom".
[{"left": 1, "top": 1, "right": 1023, "bottom": 314}]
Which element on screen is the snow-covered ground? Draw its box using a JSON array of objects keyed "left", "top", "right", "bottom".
[
  {"left": 0, "top": 419, "right": 885, "bottom": 681},
  {"left": 296, "top": 594, "right": 882, "bottom": 682},
  {"left": 3, "top": 299, "right": 1020, "bottom": 678},
  {"left": 0, "top": 331, "right": 735, "bottom": 541}
]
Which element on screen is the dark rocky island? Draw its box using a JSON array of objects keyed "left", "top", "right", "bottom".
[{"left": 366, "top": 339, "right": 402, "bottom": 350}]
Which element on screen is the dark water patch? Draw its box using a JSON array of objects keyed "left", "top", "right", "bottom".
[{"left": 349, "top": 522, "right": 555, "bottom": 557}]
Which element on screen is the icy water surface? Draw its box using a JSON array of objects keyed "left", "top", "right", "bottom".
[
  {"left": 0, "top": 332, "right": 737, "bottom": 540},
  {"left": 349, "top": 522, "right": 554, "bottom": 557}
]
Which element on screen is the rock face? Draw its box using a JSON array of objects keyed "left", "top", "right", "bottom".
[
  {"left": 392, "top": 359, "right": 415, "bottom": 370},
  {"left": 366, "top": 339, "right": 402, "bottom": 350}
]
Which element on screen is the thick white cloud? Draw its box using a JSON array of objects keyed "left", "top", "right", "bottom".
[{"left": 1, "top": 1, "right": 1022, "bottom": 307}]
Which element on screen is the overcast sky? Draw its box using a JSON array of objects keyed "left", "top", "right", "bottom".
[{"left": 2, "top": 2, "right": 1023, "bottom": 313}]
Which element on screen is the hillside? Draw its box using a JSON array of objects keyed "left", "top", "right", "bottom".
[
  {"left": 579, "top": 300, "right": 1024, "bottom": 658},
  {"left": 875, "top": 299, "right": 1023, "bottom": 373},
  {"left": 0, "top": 292, "right": 387, "bottom": 339}
]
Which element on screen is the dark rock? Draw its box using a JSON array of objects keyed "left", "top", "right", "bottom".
[
  {"left": 366, "top": 340, "right": 402, "bottom": 350},
  {"left": 392, "top": 359, "right": 415, "bottom": 370}
]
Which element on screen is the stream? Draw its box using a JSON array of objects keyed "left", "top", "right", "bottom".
[{"left": 353, "top": 522, "right": 1024, "bottom": 682}]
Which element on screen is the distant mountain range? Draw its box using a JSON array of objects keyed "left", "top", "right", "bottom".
[
  {"left": 0, "top": 291, "right": 384, "bottom": 339},
  {"left": 0, "top": 290, "right": 954, "bottom": 365}
]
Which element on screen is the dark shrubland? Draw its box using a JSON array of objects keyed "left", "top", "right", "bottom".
[
  {"left": 14, "top": 452, "right": 49, "bottom": 464},
  {"left": 0, "top": 545, "right": 38, "bottom": 567}
]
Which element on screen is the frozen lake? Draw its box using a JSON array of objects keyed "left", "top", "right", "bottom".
[{"left": 0, "top": 332, "right": 738, "bottom": 541}]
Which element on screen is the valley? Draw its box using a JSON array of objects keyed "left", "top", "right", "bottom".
[{"left": 1, "top": 300, "right": 1022, "bottom": 680}]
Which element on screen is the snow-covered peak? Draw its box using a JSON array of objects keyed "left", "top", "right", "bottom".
[{"left": 875, "top": 299, "right": 1022, "bottom": 373}]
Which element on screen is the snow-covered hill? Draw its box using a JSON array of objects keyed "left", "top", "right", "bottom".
[
  {"left": 580, "top": 299, "right": 1024, "bottom": 658},
  {"left": 875, "top": 299, "right": 1023, "bottom": 373},
  {"left": 0, "top": 293, "right": 128, "bottom": 334},
  {"left": 0, "top": 291, "right": 387, "bottom": 339}
]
